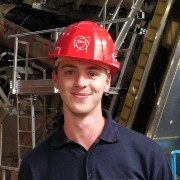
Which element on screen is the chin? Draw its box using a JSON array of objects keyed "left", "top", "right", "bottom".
[
  {"left": 69, "top": 106, "right": 93, "bottom": 115},
  {"left": 71, "top": 109, "right": 90, "bottom": 115}
]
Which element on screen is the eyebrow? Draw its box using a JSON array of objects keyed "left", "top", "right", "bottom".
[
  {"left": 61, "top": 64, "right": 103, "bottom": 71},
  {"left": 61, "top": 65, "right": 76, "bottom": 69}
]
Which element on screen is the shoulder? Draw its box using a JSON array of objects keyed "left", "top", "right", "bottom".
[
  {"left": 21, "top": 117, "right": 64, "bottom": 164},
  {"left": 116, "top": 122, "right": 160, "bottom": 149},
  {"left": 21, "top": 133, "right": 54, "bottom": 166},
  {"left": 116, "top": 123, "right": 173, "bottom": 179},
  {"left": 114, "top": 122, "right": 169, "bottom": 165},
  {"left": 18, "top": 134, "right": 56, "bottom": 179},
  {"left": 101, "top": 114, "right": 173, "bottom": 179},
  {"left": 104, "top": 109, "right": 162, "bottom": 153}
]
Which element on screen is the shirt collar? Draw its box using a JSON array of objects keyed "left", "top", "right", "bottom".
[
  {"left": 98, "top": 109, "right": 120, "bottom": 142},
  {"left": 51, "top": 116, "right": 70, "bottom": 147},
  {"left": 51, "top": 109, "right": 120, "bottom": 147}
]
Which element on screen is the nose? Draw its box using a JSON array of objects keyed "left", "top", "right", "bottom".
[{"left": 74, "top": 74, "right": 87, "bottom": 88}]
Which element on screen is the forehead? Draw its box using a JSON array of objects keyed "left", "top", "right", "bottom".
[{"left": 58, "top": 59, "right": 105, "bottom": 71}]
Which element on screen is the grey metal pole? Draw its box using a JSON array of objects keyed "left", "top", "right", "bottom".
[
  {"left": 25, "top": 43, "right": 29, "bottom": 80},
  {"left": 31, "top": 95, "right": 36, "bottom": 148},
  {"left": 2, "top": 169, "right": 6, "bottom": 180},
  {"left": 106, "top": 0, "right": 124, "bottom": 31},
  {"left": 12, "top": 37, "right": 18, "bottom": 94},
  {"left": 115, "top": 0, "right": 144, "bottom": 51}
]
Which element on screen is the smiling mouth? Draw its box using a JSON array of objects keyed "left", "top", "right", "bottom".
[{"left": 71, "top": 92, "right": 90, "bottom": 99}]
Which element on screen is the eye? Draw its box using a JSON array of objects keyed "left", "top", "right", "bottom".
[
  {"left": 64, "top": 70, "right": 75, "bottom": 75},
  {"left": 88, "top": 72, "right": 98, "bottom": 77}
]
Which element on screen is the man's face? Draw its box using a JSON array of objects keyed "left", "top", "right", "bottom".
[{"left": 52, "top": 59, "right": 111, "bottom": 115}]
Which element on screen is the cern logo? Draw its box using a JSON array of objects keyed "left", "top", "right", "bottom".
[{"left": 74, "top": 36, "right": 91, "bottom": 53}]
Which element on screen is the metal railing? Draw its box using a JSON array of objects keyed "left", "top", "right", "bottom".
[
  {"left": 171, "top": 150, "right": 180, "bottom": 180},
  {"left": 8, "top": 27, "right": 65, "bottom": 94}
]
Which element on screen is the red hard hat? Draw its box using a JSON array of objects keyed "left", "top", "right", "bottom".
[{"left": 49, "top": 21, "right": 120, "bottom": 75}]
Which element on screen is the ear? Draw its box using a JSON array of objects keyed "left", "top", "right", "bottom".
[
  {"left": 52, "top": 71, "right": 58, "bottom": 89},
  {"left": 104, "top": 74, "right": 111, "bottom": 92}
]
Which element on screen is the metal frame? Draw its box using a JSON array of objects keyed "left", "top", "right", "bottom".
[
  {"left": 114, "top": 0, "right": 144, "bottom": 51},
  {"left": 9, "top": 28, "right": 64, "bottom": 94},
  {"left": 109, "top": 33, "right": 139, "bottom": 113},
  {"left": 171, "top": 150, "right": 180, "bottom": 180},
  {"left": 147, "top": 30, "right": 180, "bottom": 138},
  {"left": 17, "top": 95, "right": 36, "bottom": 167},
  {"left": 126, "top": 0, "right": 174, "bottom": 128}
]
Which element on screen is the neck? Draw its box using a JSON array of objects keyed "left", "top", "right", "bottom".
[{"left": 63, "top": 107, "right": 106, "bottom": 150}]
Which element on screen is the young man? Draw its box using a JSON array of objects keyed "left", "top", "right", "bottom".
[{"left": 19, "top": 21, "right": 173, "bottom": 180}]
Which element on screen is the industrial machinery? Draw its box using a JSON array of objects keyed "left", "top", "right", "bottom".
[{"left": 0, "top": 0, "right": 179, "bottom": 179}]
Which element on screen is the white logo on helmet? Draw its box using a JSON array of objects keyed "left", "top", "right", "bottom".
[{"left": 74, "top": 36, "right": 91, "bottom": 53}]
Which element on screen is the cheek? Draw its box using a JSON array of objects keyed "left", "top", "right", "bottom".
[
  {"left": 91, "top": 79, "right": 108, "bottom": 93},
  {"left": 57, "top": 78, "right": 72, "bottom": 91}
]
